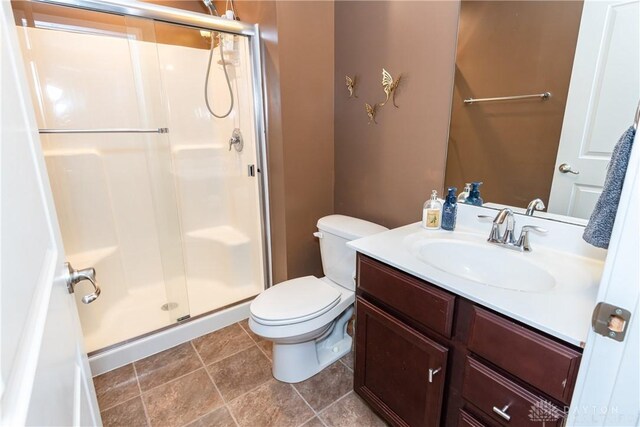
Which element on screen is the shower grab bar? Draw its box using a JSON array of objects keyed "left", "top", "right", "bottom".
[
  {"left": 464, "top": 92, "right": 551, "bottom": 105},
  {"left": 38, "top": 127, "right": 169, "bottom": 134}
]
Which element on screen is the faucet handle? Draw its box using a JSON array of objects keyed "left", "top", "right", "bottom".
[
  {"left": 521, "top": 225, "right": 548, "bottom": 234},
  {"left": 517, "top": 225, "right": 548, "bottom": 251}
]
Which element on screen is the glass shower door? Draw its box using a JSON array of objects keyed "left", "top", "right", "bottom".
[
  {"left": 13, "top": 2, "right": 191, "bottom": 352},
  {"left": 152, "top": 20, "right": 266, "bottom": 317}
]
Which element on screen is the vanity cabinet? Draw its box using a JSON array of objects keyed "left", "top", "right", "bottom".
[{"left": 354, "top": 254, "right": 582, "bottom": 427}]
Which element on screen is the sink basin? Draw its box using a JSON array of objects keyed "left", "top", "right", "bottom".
[{"left": 409, "top": 238, "right": 556, "bottom": 292}]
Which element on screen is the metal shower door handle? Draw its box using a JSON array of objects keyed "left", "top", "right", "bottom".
[{"left": 65, "top": 262, "right": 101, "bottom": 304}]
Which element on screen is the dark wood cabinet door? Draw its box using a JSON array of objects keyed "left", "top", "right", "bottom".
[{"left": 355, "top": 297, "right": 448, "bottom": 427}]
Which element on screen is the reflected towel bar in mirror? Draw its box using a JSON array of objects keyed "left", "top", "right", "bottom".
[
  {"left": 38, "top": 127, "right": 169, "bottom": 134},
  {"left": 464, "top": 92, "right": 551, "bottom": 105}
]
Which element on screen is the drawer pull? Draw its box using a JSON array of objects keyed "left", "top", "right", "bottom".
[
  {"left": 492, "top": 404, "right": 511, "bottom": 421},
  {"left": 428, "top": 367, "right": 442, "bottom": 383}
]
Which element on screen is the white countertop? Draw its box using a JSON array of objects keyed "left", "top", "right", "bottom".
[{"left": 348, "top": 204, "right": 606, "bottom": 347}]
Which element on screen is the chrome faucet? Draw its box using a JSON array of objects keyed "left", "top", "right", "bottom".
[
  {"left": 479, "top": 208, "right": 547, "bottom": 252},
  {"left": 525, "top": 198, "right": 546, "bottom": 216}
]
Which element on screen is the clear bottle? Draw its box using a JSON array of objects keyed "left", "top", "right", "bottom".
[
  {"left": 442, "top": 187, "right": 458, "bottom": 231},
  {"left": 422, "top": 190, "right": 442, "bottom": 229},
  {"left": 458, "top": 183, "right": 471, "bottom": 203}
]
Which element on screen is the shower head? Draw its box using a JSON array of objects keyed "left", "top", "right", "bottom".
[{"left": 201, "top": 0, "right": 219, "bottom": 16}]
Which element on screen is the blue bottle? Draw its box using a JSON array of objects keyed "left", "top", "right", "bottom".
[
  {"left": 441, "top": 187, "right": 458, "bottom": 231},
  {"left": 465, "top": 181, "right": 484, "bottom": 206}
]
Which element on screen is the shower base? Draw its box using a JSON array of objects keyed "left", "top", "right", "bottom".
[
  {"left": 88, "top": 299, "right": 252, "bottom": 376},
  {"left": 82, "top": 278, "right": 260, "bottom": 353}
]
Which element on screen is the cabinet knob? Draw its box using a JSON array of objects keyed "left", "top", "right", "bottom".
[
  {"left": 428, "top": 367, "right": 442, "bottom": 383},
  {"left": 492, "top": 404, "right": 512, "bottom": 421}
]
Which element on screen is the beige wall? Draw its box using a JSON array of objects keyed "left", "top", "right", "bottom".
[
  {"left": 334, "top": 1, "right": 460, "bottom": 228},
  {"left": 276, "top": 1, "right": 335, "bottom": 279}
]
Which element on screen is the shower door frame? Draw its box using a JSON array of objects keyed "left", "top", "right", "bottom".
[{"left": 32, "top": 0, "right": 274, "bottom": 296}]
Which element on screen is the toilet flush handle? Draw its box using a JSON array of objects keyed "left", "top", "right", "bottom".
[{"left": 313, "top": 232, "right": 323, "bottom": 239}]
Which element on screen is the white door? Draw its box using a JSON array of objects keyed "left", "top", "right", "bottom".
[
  {"left": 547, "top": 0, "right": 639, "bottom": 219},
  {"left": 0, "top": 1, "right": 101, "bottom": 426},
  {"left": 567, "top": 129, "right": 639, "bottom": 426}
]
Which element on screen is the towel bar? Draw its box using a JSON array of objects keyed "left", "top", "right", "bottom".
[
  {"left": 38, "top": 128, "right": 169, "bottom": 134},
  {"left": 464, "top": 92, "right": 551, "bottom": 105}
]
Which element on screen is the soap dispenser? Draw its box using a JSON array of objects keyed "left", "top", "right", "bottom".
[
  {"left": 442, "top": 187, "right": 458, "bottom": 231},
  {"left": 422, "top": 190, "right": 442, "bottom": 229},
  {"left": 457, "top": 183, "right": 471, "bottom": 203},
  {"left": 465, "top": 181, "right": 484, "bottom": 206}
]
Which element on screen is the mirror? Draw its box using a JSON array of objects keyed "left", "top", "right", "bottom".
[{"left": 445, "top": 0, "right": 639, "bottom": 222}]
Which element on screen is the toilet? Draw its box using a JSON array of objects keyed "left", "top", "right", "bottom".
[{"left": 249, "top": 215, "right": 388, "bottom": 383}]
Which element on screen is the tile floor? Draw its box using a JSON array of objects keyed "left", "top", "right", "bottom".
[{"left": 93, "top": 319, "right": 386, "bottom": 427}]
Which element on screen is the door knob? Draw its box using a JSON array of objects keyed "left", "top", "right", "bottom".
[
  {"left": 558, "top": 163, "right": 579, "bottom": 174},
  {"left": 65, "top": 262, "right": 101, "bottom": 304}
]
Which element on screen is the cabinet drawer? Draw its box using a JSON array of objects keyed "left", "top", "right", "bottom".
[
  {"left": 458, "top": 409, "right": 486, "bottom": 427},
  {"left": 462, "top": 357, "right": 565, "bottom": 426},
  {"left": 467, "top": 307, "right": 581, "bottom": 403},
  {"left": 357, "top": 255, "right": 455, "bottom": 337}
]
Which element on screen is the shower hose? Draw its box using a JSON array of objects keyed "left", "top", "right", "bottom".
[{"left": 204, "top": 8, "right": 234, "bottom": 118}]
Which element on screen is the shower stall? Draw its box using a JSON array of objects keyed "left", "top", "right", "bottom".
[{"left": 12, "top": 0, "right": 270, "bottom": 359}]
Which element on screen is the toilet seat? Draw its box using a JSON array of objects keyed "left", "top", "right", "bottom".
[{"left": 250, "top": 276, "right": 341, "bottom": 326}]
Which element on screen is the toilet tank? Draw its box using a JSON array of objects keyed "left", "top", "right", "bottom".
[{"left": 316, "top": 215, "right": 388, "bottom": 291}]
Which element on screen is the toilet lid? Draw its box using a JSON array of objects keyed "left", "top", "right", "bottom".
[{"left": 251, "top": 276, "right": 341, "bottom": 326}]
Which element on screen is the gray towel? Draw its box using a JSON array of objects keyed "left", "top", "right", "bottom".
[{"left": 583, "top": 126, "right": 636, "bottom": 249}]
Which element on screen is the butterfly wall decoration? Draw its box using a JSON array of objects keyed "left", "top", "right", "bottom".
[
  {"left": 349, "top": 68, "right": 402, "bottom": 124},
  {"left": 365, "top": 102, "right": 378, "bottom": 124},
  {"left": 345, "top": 75, "right": 357, "bottom": 98},
  {"left": 380, "top": 68, "right": 401, "bottom": 108}
]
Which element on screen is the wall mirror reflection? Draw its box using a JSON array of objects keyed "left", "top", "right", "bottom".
[{"left": 445, "top": 0, "right": 639, "bottom": 221}]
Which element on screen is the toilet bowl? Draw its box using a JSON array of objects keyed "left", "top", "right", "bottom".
[{"left": 249, "top": 215, "right": 388, "bottom": 383}]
